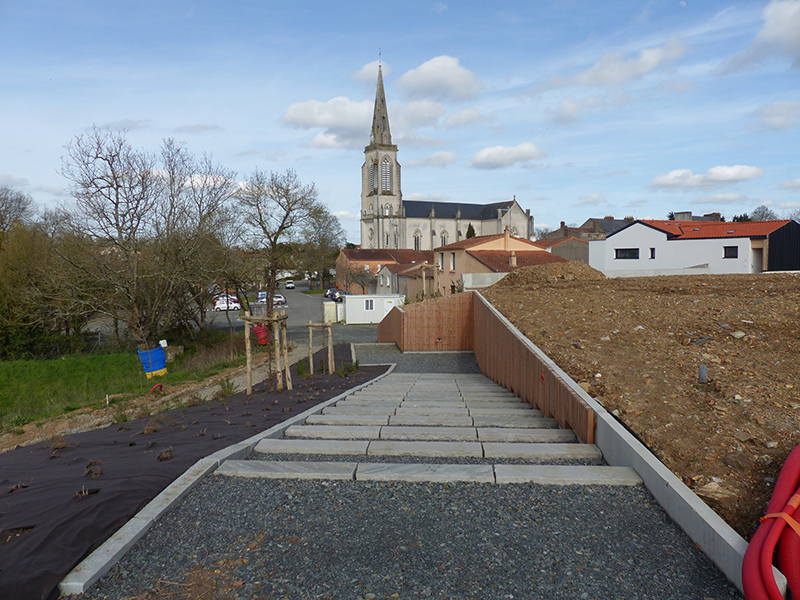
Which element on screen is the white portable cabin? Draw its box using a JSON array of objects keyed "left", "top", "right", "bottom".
[{"left": 343, "top": 294, "right": 405, "bottom": 324}]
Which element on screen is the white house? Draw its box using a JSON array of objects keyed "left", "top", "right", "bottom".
[
  {"left": 342, "top": 294, "right": 405, "bottom": 325},
  {"left": 589, "top": 219, "right": 800, "bottom": 277}
]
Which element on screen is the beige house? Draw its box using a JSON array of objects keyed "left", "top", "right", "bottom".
[
  {"left": 405, "top": 228, "right": 567, "bottom": 301},
  {"left": 335, "top": 248, "right": 433, "bottom": 294}
]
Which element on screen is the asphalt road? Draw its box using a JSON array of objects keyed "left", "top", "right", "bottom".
[{"left": 205, "top": 280, "right": 378, "bottom": 348}]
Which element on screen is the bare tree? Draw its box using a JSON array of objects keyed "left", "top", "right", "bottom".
[
  {"left": 297, "top": 203, "right": 345, "bottom": 289},
  {"left": 237, "top": 169, "right": 319, "bottom": 315},
  {"left": 751, "top": 205, "right": 779, "bottom": 221},
  {"left": 0, "top": 185, "right": 35, "bottom": 235},
  {"left": 57, "top": 128, "right": 235, "bottom": 350}
]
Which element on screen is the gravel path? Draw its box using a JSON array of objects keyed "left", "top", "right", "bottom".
[{"left": 82, "top": 476, "right": 742, "bottom": 600}]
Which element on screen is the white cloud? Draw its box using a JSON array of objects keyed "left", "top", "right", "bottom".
[
  {"left": 396, "top": 56, "right": 483, "bottom": 100},
  {"left": 333, "top": 210, "right": 359, "bottom": 221},
  {"left": 281, "top": 97, "right": 372, "bottom": 148},
  {"left": 723, "top": 0, "right": 800, "bottom": 71},
  {"left": 778, "top": 201, "right": 800, "bottom": 208},
  {"left": 548, "top": 96, "right": 605, "bottom": 124},
  {"left": 692, "top": 192, "right": 748, "bottom": 204},
  {"left": 781, "top": 178, "right": 800, "bottom": 191},
  {"left": 405, "top": 152, "right": 458, "bottom": 168},
  {"left": 574, "top": 193, "right": 607, "bottom": 206},
  {"left": 753, "top": 100, "right": 800, "bottom": 130},
  {"left": 648, "top": 165, "right": 765, "bottom": 190},
  {"left": 467, "top": 143, "right": 547, "bottom": 169},
  {"left": 352, "top": 61, "right": 392, "bottom": 83},
  {"left": 0, "top": 174, "right": 29, "bottom": 187},
  {"left": 538, "top": 38, "right": 687, "bottom": 90},
  {"left": 656, "top": 78, "right": 696, "bottom": 94},
  {"left": 605, "top": 169, "right": 630, "bottom": 177},
  {"left": 394, "top": 100, "right": 447, "bottom": 129},
  {"left": 444, "top": 109, "right": 484, "bottom": 128}
]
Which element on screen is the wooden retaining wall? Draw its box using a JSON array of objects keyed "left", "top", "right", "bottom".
[
  {"left": 377, "top": 292, "right": 474, "bottom": 351},
  {"left": 472, "top": 294, "right": 595, "bottom": 444}
]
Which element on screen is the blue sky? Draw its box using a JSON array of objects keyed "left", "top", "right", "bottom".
[{"left": 1, "top": 0, "right": 799, "bottom": 241}]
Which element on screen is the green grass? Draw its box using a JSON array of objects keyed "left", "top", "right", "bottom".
[
  {"left": 0, "top": 336, "right": 254, "bottom": 430},
  {"left": 303, "top": 289, "right": 325, "bottom": 295}
]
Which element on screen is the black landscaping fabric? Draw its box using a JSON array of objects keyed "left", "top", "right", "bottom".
[{"left": 0, "top": 345, "right": 387, "bottom": 600}]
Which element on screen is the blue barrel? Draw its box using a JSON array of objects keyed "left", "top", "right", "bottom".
[{"left": 137, "top": 346, "right": 168, "bottom": 379}]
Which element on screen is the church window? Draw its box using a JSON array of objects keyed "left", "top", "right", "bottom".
[
  {"left": 368, "top": 228, "right": 374, "bottom": 240},
  {"left": 381, "top": 157, "right": 391, "bottom": 192},
  {"left": 440, "top": 231, "right": 448, "bottom": 247},
  {"left": 393, "top": 233, "right": 398, "bottom": 248},
  {"left": 413, "top": 230, "right": 421, "bottom": 252},
  {"left": 370, "top": 162, "right": 378, "bottom": 192},
  {"left": 385, "top": 233, "right": 389, "bottom": 247},
  {"left": 384, "top": 204, "right": 389, "bottom": 216}
]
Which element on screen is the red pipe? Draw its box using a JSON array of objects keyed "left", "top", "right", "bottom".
[{"left": 743, "top": 445, "right": 800, "bottom": 599}]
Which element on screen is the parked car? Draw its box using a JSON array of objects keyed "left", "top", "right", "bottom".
[
  {"left": 257, "top": 291, "right": 267, "bottom": 302},
  {"left": 285, "top": 280, "right": 295, "bottom": 289},
  {"left": 214, "top": 297, "right": 241, "bottom": 311},
  {"left": 332, "top": 290, "right": 352, "bottom": 302},
  {"left": 213, "top": 293, "right": 237, "bottom": 304},
  {"left": 323, "top": 287, "right": 338, "bottom": 298},
  {"left": 273, "top": 293, "right": 287, "bottom": 305}
]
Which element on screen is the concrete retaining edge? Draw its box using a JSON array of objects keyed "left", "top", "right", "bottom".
[
  {"left": 474, "top": 292, "right": 782, "bottom": 595},
  {"left": 59, "top": 365, "right": 396, "bottom": 597}
]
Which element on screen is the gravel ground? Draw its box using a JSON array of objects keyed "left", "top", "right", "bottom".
[
  {"left": 353, "top": 346, "right": 482, "bottom": 374},
  {"left": 82, "top": 476, "right": 742, "bottom": 600}
]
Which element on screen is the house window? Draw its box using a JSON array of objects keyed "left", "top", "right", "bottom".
[
  {"left": 615, "top": 248, "right": 639, "bottom": 260},
  {"left": 365, "top": 299, "right": 374, "bottom": 311},
  {"left": 413, "top": 230, "right": 421, "bottom": 251},
  {"left": 381, "top": 158, "right": 391, "bottom": 192},
  {"left": 649, "top": 248, "right": 656, "bottom": 259},
  {"left": 450, "top": 252, "right": 456, "bottom": 271},
  {"left": 439, "top": 253, "right": 445, "bottom": 269},
  {"left": 723, "top": 246, "right": 738, "bottom": 259}
]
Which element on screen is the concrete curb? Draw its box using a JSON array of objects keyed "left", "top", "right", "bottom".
[
  {"left": 475, "top": 292, "right": 780, "bottom": 595},
  {"left": 59, "top": 365, "right": 396, "bottom": 597}
]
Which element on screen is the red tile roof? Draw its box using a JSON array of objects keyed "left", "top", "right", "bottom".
[
  {"left": 639, "top": 220, "right": 791, "bottom": 240},
  {"left": 341, "top": 248, "right": 434, "bottom": 263},
  {"left": 532, "top": 236, "right": 588, "bottom": 249},
  {"left": 467, "top": 250, "right": 568, "bottom": 273}
]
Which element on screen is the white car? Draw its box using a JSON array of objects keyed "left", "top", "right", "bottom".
[
  {"left": 214, "top": 297, "right": 241, "bottom": 311},
  {"left": 285, "top": 280, "right": 295, "bottom": 289},
  {"left": 273, "top": 294, "right": 287, "bottom": 305}
]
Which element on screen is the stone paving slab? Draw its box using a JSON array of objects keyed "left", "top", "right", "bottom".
[
  {"left": 468, "top": 407, "right": 537, "bottom": 415},
  {"left": 306, "top": 414, "right": 390, "bottom": 426},
  {"left": 483, "top": 442, "right": 602, "bottom": 460},
  {"left": 345, "top": 395, "right": 407, "bottom": 401},
  {"left": 477, "top": 428, "right": 576, "bottom": 443},
  {"left": 284, "top": 425, "right": 382, "bottom": 440},
  {"left": 404, "top": 395, "right": 463, "bottom": 401},
  {"left": 356, "top": 463, "right": 495, "bottom": 483},
  {"left": 367, "top": 440, "right": 484, "bottom": 458},
  {"left": 473, "top": 416, "right": 558, "bottom": 428},
  {"left": 334, "top": 400, "right": 402, "bottom": 408},
  {"left": 216, "top": 460, "right": 357, "bottom": 480},
  {"left": 400, "top": 400, "right": 467, "bottom": 406},
  {"left": 254, "top": 439, "right": 369, "bottom": 455},
  {"left": 394, "top": 407, "right": 470, "bottom": 416},
  {"left": 322, "top": 407, "right": 396, "bottom": 415},
  {"left": 472, "top": 416, "right": 558, "bottom": 428},
  {"left": 463, "top": 399, "right": 530, "bottom": 406},
  {"left": 494, "top": 465, "right": 642, "bottom": 486},
  {"left": 388, "top": 415, "right": 474, "bottom": 427},
  {"left": 380, "top": 426, "right": 478, "bottom": 441}
]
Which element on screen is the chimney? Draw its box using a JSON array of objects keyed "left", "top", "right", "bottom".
[
  {"left": 604, "top": 215, "right": 614, "bottom": 220},
  {"left": 504, "top": 225, "right": 510, "bottom": 251},
  {"left": 510, "top": 250, "right": 517, "bottom": 268},
  {"left": 560, "top": 221, "right": 565, "bottom": 228},
  {"left": 624, "top": 216, "right": 634, "bottom": 221},
  {"left": 674, "top": 211, "right": 692, "bottom": 221}
]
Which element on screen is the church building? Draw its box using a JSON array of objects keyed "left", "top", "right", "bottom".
[{"left": 360, "top": 66, "right": 534, "bottom": 250}]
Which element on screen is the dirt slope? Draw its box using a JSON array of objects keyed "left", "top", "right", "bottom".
[{"left": 482, "top": 262, "right": 800, "bottom": 539}]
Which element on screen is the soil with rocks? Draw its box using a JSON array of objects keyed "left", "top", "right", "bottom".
[{"left": 482, "top": 262, "right": 800, "bottom": 541}]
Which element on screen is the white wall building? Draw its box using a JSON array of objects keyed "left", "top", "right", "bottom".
[
  {"left": 342, "top": 294, "right": 405, "bottom": 325},
  {"left": 589, "top": 219, "right": 800, "bottom": 277}
]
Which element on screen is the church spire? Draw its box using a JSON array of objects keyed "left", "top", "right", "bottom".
[{"left": 370, "top": 65, "right": 392, "bottom": 147}]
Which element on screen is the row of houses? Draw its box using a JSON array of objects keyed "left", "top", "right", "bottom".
[{"left": 334, "top": 217, "right": 800, "bottom": 301}]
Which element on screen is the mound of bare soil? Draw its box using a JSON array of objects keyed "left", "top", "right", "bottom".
[{"left": 483, "top": 263, "right": 800, "bottom": 540}]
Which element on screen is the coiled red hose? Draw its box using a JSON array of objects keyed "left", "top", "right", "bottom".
[{"left": 743, "top": 445, "right": 800, "bottom": 599}]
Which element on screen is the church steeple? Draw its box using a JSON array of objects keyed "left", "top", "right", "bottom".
[{"left": 369, "top": 65, "right": 393, "bottom": 147}]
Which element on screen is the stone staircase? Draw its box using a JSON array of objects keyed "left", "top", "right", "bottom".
[{"left": 216, "top": 373, "right": 641, "bottom": 486}]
